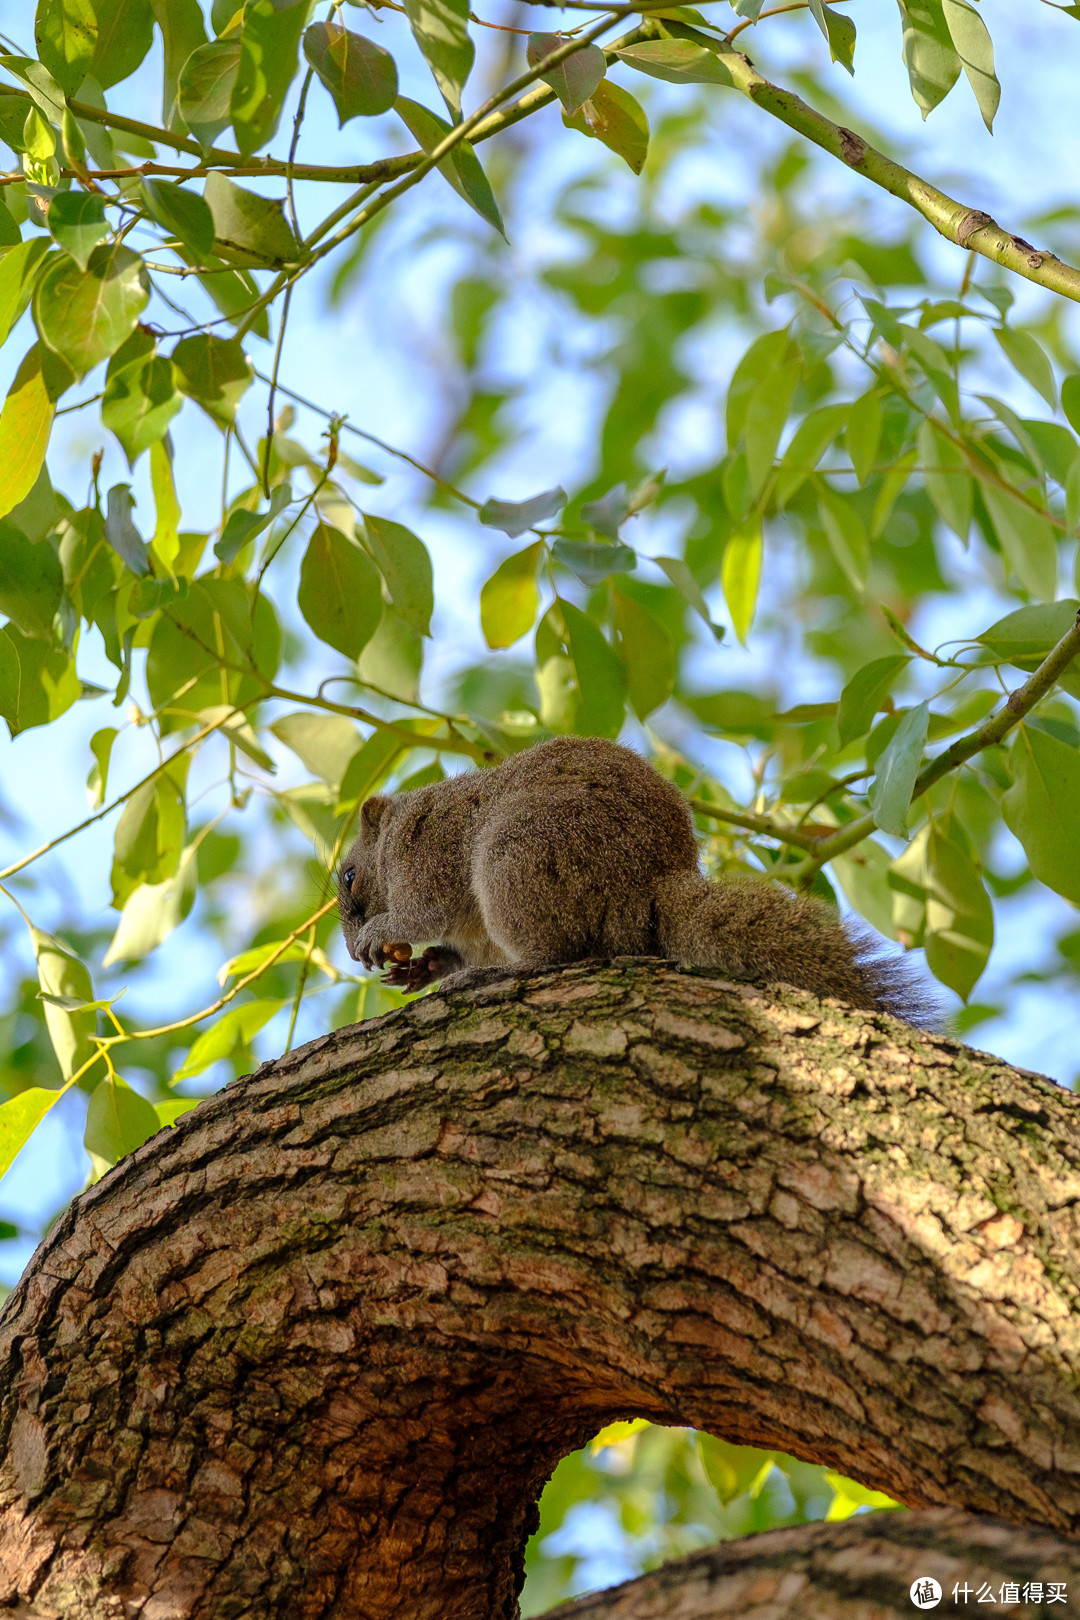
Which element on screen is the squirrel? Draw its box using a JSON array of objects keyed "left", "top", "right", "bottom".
[{"left": 338, "top": 735, "right": 926, "bottom": 1019}]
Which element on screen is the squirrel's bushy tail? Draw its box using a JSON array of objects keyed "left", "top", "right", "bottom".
[{"left": 653, "top": 872, "right": 933, "bottom": 1025}]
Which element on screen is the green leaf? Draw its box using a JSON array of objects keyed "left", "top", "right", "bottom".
[
  {"left": 171, "top": 332, "right": 252, "bottom": 426},
  {"left": 141, "top": 178, "right": 215, "bottom": 260},
  {"left": 203, "top": 170, "right": 299, "bottom": 268},
  {"left": 231, "top": 0, "right": 309, "bottom": 156},
  {"left": 0, "top": 240, "right": 49, "bottom": 350},
  {"left": 361, "top": 512, "right": 434, "bottom": 636},
  {"left": 46, "top": 191, "right": 108, "bottom": 270},
  {"left": 178, "top": 39, "right": 241, "bottom": 146},
  {"left": 977, "top": 600, "right": 1079, "bottom": 670},
  {"left": 0, "top": 622, "right": 80, "bottom": 735},
  {"left": 104, "top": 482, "right": 150, "bottom": 574},
  {"left": 103, "top": 844, "right": 198, "bottom": 964},
  {"left": 994, "top": 326, "right": 1056, "bottom": 409},
  {"left": 615, "top": 38, "right": 734, "bottom": 85},
  {"left": 837, "top": 655, "right": 910, "bottom": 747},
  {"left": 1002, "top": 723, "right": 1080, "bottom": 902},
  {"left": 34, "top": 0, "right": 97, "bottom": 97},
  {"left": 941, "top": 0, "right": 998, "bottom": 131},
  {"left": 845, "top": 389, "right": 881, "bottom": 485},
  {"left": 87, "top": 725, "right": 117, "bottom": 807},
  {"left": 479, "top": 486, "right": 566, "bottom": 537},
  {"left": 980, "top": 483, "right": 1058, "bottom": 601},
  {"left": 146, "top": 578, "right": 280, "bottom": 726},
  {"left": 0, "top": 56, "right": 66, "bottom": 122},
  {"left": 336, "top": 725, "right": 417, "bottom": 810},
  {"left": 480, "top": 540, "right": 542, "bottom": 649},
  {"left": 32, "top": 926, "right": 96, "bottom": 1080},
  {"left": 896, "top": 0, "right": 960, "bottom": 117},
  {"left": 0, "top": 346, "right": 55, "bottom": 522},
  {"left": 612, "top": 587, "right": 675, "bottom": 719},
  {"left": 175, "top": 998, "right": 283, "bottom": 1080},
  {"left": 298, "top": 523, "right": 383, "bottom": 659},
  {"left": 917, "top": 418, "right": 972, "bottom": 541},
  {"left": 395, "top": 97, "right": 504, "bottom": 237},
  {"left": 197, "top": 704, "right": 275, "bottom": 771},
  {"left": 89, "top": 0, "right": 154, "bottom": 90},
  {"left": 580, "top": 484, "right": 629, "bottom": 540},
  {"left": 869, "top": 700, "right": 929, "bottom": 838},
  {"left": 155, "top": 1098, "right": 200, "bottom": 1129},
  {"left": 774, "top": 403, "right": 847, "bottom": 506},
  {"left": 404, "top": 0, "right": 473, "bottom": 119},
  {"left": 655, "top": 555, "right": 725, "bottom": 640},
  {"left": 102, "top": 329, "right": 182, "bottom": 467},
  {"left": 552, "top": 537, "right": 635, "bottom": 587},
  {"left": 565, "top": 81, "right": 649, "bottom": 175},
  {"left": 900, "top": 324, "right": 958, "bottom": 423},
  {"left": 807, "top": 0, "right": 855, "bottom": 73},
  {"left": 562, "top": 600, "right": 626, "bottom": 737},
  {"left": 726, "top": 329, "right": 789, "bottom": 449},
  {"left": 148, "top": 0, "right": 208, "bottom": 130},
  {"left": 34, "top": 243, "right": 149, "bottom": 379},
  {"left": 721, "top": 525, "right": 762, "bottom": 646},
  {"left": 0, "top": 517, "right": 62, "bottom": 638},
  {"left": 0, "top": 1088, "right": 64, "bottom": 1182},
  {"left": 84, "top": 1075, "right": 161, "bottom": 1178},
  {"left": 922, "top": 820, "right": 993, "bottom": 998},
  {"left": 830, "top": 838, "right": 901, "bottom": 941},
  {"left": 1062, "top": 375, "right": 1080, "bottom": 439},
  {"left": 744, "top": 352, "right": 800, "bottom": 496},
  {"left": 271, "top": 711, "right": 362, "bottom": 789},
  {"left": 824, "top": 1472, "right": 900, "bottom": 1520},
  {"left": 303, "top": 22, "right": 398, "bottom": 121},
  {"left": 817, "top": 481, "right": 869, "bottom": 593},
  {"left": 214, "top": 480, "right": 292, "bottom": 564},
  {"left": 528, "top": 34, "right": 605, "bottom": 112},
  {"left": 698, "top": 1435, "right": 777, "bottom": 1506},
  {"left": 110, "top": 763, "right": 188, "bottom": 904}
]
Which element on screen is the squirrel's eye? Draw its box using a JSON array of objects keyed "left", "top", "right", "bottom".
[{"left": 342, "top": 866, "right": 356, "bottom": 890}]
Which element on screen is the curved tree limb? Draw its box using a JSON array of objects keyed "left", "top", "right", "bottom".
[
  {"left": 0, "top": 962, "right": 1079, "bottom": 1617},
  {"left": 546, "top": 1509, "right": 1080, "bottom": 1618}
]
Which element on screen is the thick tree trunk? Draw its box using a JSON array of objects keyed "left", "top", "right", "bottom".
[
  {"left": 548, "top": 1508, "right": 1080, "bottom": 1618},
  {"left": 0, "top": 961, "right": 1077, "bottom": 1619}
]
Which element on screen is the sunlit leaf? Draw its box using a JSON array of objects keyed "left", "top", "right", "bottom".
[
  {"left": 831, "top": 838, "right": 901, "bottom": 941},
  {"left": 615, "top": 39, "right": 734, "bottom": 85},
  {"left": 0, "top": 623, "right": 80, "bottom": 735},
  {"left": 561, "top": 600, "right": 626, "bottom": 737},
  {"left": 1002, "top": 723, "right": 1080, "bottom": 903},
  {"left": 896, "top": 0, "right": 960, "bottom": 117},
  {"left": 565, "top": 81, "right": 649, "bottom": 175},
  {"left": 35, "top": 0, "right": 97, "bottom": 98},
  {"left": 231, "top": 0, "right": 308, "bottom": 156},
  {"left": 46, "top": 191, "right": 108, "bottom": 270},
  {"left": 917, "top": 418, "right": 972, "bottom": 541},
  {"left": 721, "top": 525, "right": 762, "bottom": 646},
  {"left": 203, "top": 171, "right": 299, "bottom": 268},
  {"left": 35, "top": 243, "right": 150, "bottom": 379},
  {"left": 298, "top": 522, "right": 383, "bottom": 659},
  {"left": 271, "top": 710, "right": 362, "bottom": 789},
  {"left": 149, "top": 0, "right": 208, "bottom": 129},
  {"left": 395, "top": 97, "right": 504, "bottom": 237},
  {"left": 178, "top": 38, "right": 241, "bottom": 145},
  {"left": 817, "top": 480, "right": 869, "bottom": 592},
  {"left": 103, "top": 844, "right": 198, "bottom": 965},
  {"left": 32, "top": 926, "right": 96, "bottom": 1081},
  {"left": 0, "top": 55, "right": 66, "bottom": 122},
  {"left": 775, "top": 403, "right": 847, "bottom": 507},
  {"left": 361, "top": 512, "right": 434, "bottom": 636},
  {"left": 922, "top": 820, "right": 994, "bottom": 998},
  {"left": 980, "top": 483, "right": 1058, "bottom": 602},
  {"left": 941, "top": 0, "right": 999, "bottom": 131},
  {"left": 807, "top": 0, "right": 856, "bottom": 73},
  {"left": 87, "top": 725, "right": 118, "bottom": 808},
  {"left": 528, "top": 33, "right": 606, "bottom": 112},
  {"left": 84, "top": 1076, "right": 160, "bottom": 1178},
  {"left": 0, "top": 1089, "right": 64, "bottom": 1183},
  {"left": 869, "top": 701, "right": 929, "bottom": 838},
  {"left": 845, "top": 389, "right": 881, "bottom": 485},
  {"left": 994, "top": 325, "right": 1056, "bottom": 409},
  {"left": 102, "top": 329, "right": 182, "bottom": 467},
  {"left": 480, "top": 541, "right": 543, "bottom": 649},
  {"left": 0, "top": 346, "right": 55, "bottom": 522},
  {"left": 304, "top": 22, "right": 398, "bottom": 121},
  {"left": 655, "top": 555, "right": 726, "bottom": 640},
  {"left": 175, "top": 999, "right": 284, "bottom": 1080},
  {"left": 404, "top": 0, "right": 473, "bottom": 119}
]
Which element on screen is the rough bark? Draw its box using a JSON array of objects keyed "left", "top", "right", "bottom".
[
  {"left": 548, "top": 1508, "right": 1080, "bottom": 1618},
  {"left": 0, "top": 960, "right": 1077, "bottom": 1619}
]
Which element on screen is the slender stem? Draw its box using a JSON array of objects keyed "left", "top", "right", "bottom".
[
  {"left": 687, "top": 799, "right": 831, "bottom": 853},
  {"left": 263, "top": 283, "right": 294, "bottom": 498}
]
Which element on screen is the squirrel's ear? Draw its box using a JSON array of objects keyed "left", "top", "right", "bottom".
[{"left": 359, "top": 795, "right": 391, "bottom": 839}]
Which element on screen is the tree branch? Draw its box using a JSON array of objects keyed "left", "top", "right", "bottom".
[
  {"left": 659, "top": 26, "right": 1080, "bottom": 305},
  {"left": 1, "top": 964, "right": 1079, "bottom": 1617}
]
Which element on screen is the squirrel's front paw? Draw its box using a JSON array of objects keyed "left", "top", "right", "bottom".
[
  {"left": 384, "top": 945, "right": 454, "bottom": 994},
  {"left": 356, "top": 928, "right": 412, "bottom": 970}
]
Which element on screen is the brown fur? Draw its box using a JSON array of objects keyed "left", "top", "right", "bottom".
[{"left": 338, "top": 736, "right": 927, "bottom": 1019}]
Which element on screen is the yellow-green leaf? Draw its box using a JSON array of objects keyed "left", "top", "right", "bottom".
[
  {"left": 298, "top": 522, "right": 383, "bottom": 659},
  {"left": 84, "top": 1075, "right": 160, "bottom": 1178},
  {"left": 1002, "top": 723, "right": 1080, "bottom": 903},
  {"left": 34, "top": 243, "right": 150, "bottom": 379},
  {"left": 0, "top": 1088, "right": 64, "bottom": 1183},
  {"left": 0, "top": 345, "right": 55, "bottom": 521},
  {"left": 721, "top": 525, "right": 763, "bottom": 646},
  {"left": 480, "top": 541, "right": 542, "bottom": 649},
  {"left": 612, "top": 586, "right": 676, "bottom": 719},
  {"left": 32, "top": 926, "right": 97, "bottom": 1081}
]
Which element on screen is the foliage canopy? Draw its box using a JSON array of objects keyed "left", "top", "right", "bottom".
[{"left": 0, "top": 0, "right": 1078, "bottom": 1599}]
